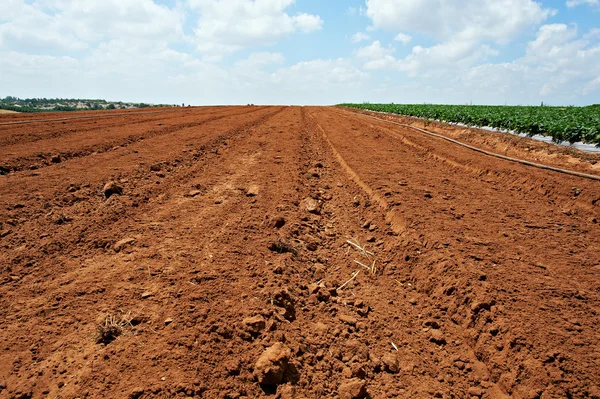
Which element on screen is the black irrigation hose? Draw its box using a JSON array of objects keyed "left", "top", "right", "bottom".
[{"left": 340, "top": 108, "right": 600, "bottom": 182}]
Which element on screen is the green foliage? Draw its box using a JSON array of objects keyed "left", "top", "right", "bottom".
[
  {"left": 0, "top": 104, "right": 46, "bottom": 113},
  {"left": 340, "top": 103, "right": 600, "bottom": 146}
]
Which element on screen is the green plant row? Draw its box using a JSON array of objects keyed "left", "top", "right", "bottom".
[{"left": 340, "top": 103, "right": 600, "bottom": 146}]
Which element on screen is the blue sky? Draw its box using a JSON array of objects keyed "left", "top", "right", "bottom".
[{"left": 1, "top": 0, "right": 599, "bottom": 105}]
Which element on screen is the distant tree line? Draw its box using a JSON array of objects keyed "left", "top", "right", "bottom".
[{"left": 0, "top": 96, "right": 172, "bottom": 113}]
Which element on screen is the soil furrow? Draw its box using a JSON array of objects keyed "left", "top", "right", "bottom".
[
  {"left": 0, "top": 106, "right": 268, "bottom": 173},
  {"left": 0, "top": 108, "right": 218, "bottom": 148}
]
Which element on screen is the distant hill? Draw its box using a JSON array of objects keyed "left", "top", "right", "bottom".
[{"left": 0, "top": 96, "right": 175, "bottom": 113}]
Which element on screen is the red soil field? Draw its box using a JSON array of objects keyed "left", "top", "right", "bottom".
[{"left": 1, "top": 106, "right": 599, "bottom": 399}]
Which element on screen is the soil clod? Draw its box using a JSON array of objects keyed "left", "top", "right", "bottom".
[
  {"left": 246, "top": 184, "right": 260, "bottom": 196},
  {"left": 338, "top": 378, "right": 367, "bottom": 399},
  {"left": 269, "top": 240, "right": 297, "bottom": 255},
  {"left": 253, "top": 342, "right": 291, "bottom": 386},
  {"left": 102, "top": 181, "right": 123, "bottom": 198},
  {"left": 241, "top": 315, "right": 266, "bottom": 337}
]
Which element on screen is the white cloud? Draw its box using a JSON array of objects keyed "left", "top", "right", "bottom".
[
  {"left": 457, "top": 24, "right": 600, "bottom": 102},
  {"left": 0, "top": 0, "right": 184, "bottom": 53},
  {"left": 56, "top": 0, "right": 185, "bottom": 42},
  {"left": 585, "top": 76, "right": 600, "bottom": 94},
  {"left": 294, "top": 12, "right": 323, "bottom": 32},
  {"left": 355, "top": 40, "right": 394, "bottom": 59},
  {"left": 352, "top": 32, "right": 370, "bottom": 43},
  {"left": 270, "top": 58, "right": 369, "bottom": 103},
  {"left": 361, "top": 0, "right": 554, "bottom": 78},
  {"left": 235, "top": 52, "right": 285, "bottom": 69},
  {"left": 356, "top": 38, "right": 498, "bottom": 76},
  {"left": 566, "top": 0, "right": 599, "bottom": 7},
  {"left": 393, "top": 33, "right": 411, "bottom": 45},
  {"left": 0, "top": 1, "right": 87, "bottom": 52},
  {"left": 365, "top": 0, "right": 553, "bottom": 43},
  {"left": 188, "top": 0, "right": 323, "bottom": 54}
]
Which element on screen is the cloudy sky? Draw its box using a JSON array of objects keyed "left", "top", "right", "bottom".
[{"left": 1, "top": 0, "right": 599, "bottom": 105}]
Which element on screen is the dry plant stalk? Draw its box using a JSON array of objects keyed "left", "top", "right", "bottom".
[
  {"left": 347, "top": 238, "right": 378, "bottom": 274},
  {"left": 337, "top": 270, "right": 361, "bottom": 291},
  {"left": 96, "top": 311, "right": 134, "bottom": 345},
  {"left": 346, "top": 238, "right": 374, "bottom": 257}
]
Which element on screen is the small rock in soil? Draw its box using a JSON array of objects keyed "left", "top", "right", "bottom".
[
  {"left": 487, "top": 385, "right": 510, "bottom": 399},
  {"left": 268, "top": 240, "right": 297, "bottom": 255},
  {"left": 103, "top": 181, "right": 123, "bottom": 198},
  {"left": 351, "top": 363, "right": 367, "bottom": 379},
  {"left": 339, "top": 314, "right": 357, "bottom": 326},
  {"left": 468, "top": 387, "right": 484, "bottom": 397},
  {"left": 164, "top": 318, "right": 173, "bottom": 325},
  {"left": 472, "top": 361, "right": 490, "bottom": 381},
  {"left": 185, "top": 190, "right": 202, "bottom": 197},
  {"left": 114, "top": 238, "right": 135, "bottom": 252},
  {"left": 253, "top": 342, "right": 291, "bottom": 386},
  {"left": 129, "top": 387, "right": 145, "bottom": 399},
  {"left": 241, "top": 315, "right": 266, "bottom": 337},
  {"left": 309, "top": 168, "right": 321, "bottom": 178},
  {"left": 382, "top": 353, "right": 399, "bottom": 373},
  {"left": 429, "top": 329, "right": 446, "bottom": 345},
  {"left": 300, "top": 197, "right": 320, "bottom": 214},
  {"left": 272, "top": 289, "right": 296, "bottom": 321},
  {"left": 338, "top": 378, "right": 367, "bottom": 399},
  {"left": 141, "top": 291, "right": 154, "bottom": 299},
  {"left": 246, "top": 184, "right": 260, "bottom": 196},
  {"left": 354, "top": 300, "right": 371, "bottom": 317},
  {"left": 424, "top": 319, "right": 441, "bottom": 329},
  {"left": 51, "top": 154, "right": 62, "bottom": 163},
  {"left": 276, "top": 384, "right": 297, "bottom": 399}
]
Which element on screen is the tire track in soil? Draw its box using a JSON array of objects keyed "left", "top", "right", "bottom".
[
  {"left": 0, "top": 106, "right": 269, "bottom": 173},
  {"left": 307, "top": 111, "right": 408, "bottom": 237},
  {"left": 308, "top": 107, "right": 600, "bottom": 399}
]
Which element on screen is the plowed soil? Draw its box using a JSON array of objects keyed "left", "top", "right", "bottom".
[{"left": 1, "top": 106, "right": 599, "bottom": 399}]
